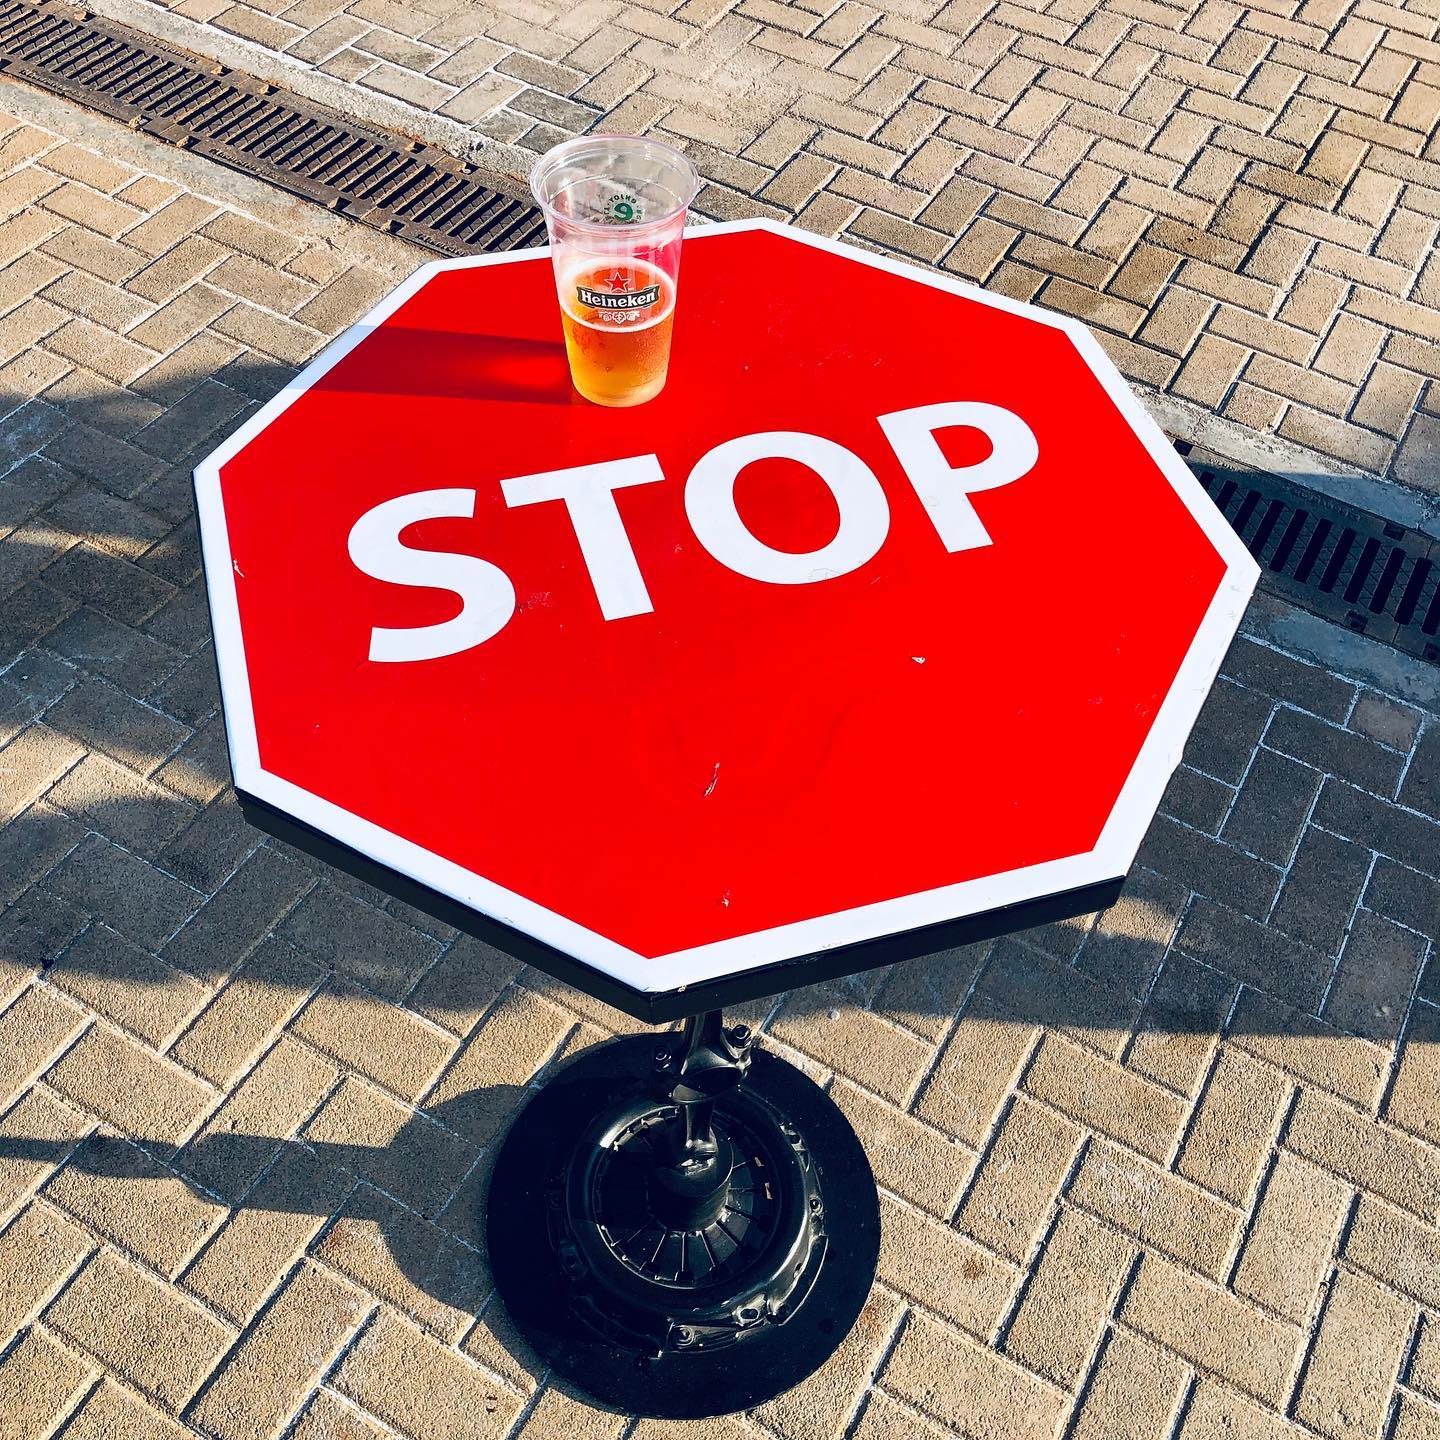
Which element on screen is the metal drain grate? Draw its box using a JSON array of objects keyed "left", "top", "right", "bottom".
[
  {"left": 0, "top": 0, "right": 546, "bottom": 254},
  {"left": 1176, "top": 441, "right": 1440, "bottom": 664}
]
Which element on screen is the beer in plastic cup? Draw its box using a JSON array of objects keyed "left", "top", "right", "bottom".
[{"left": 530, "top": 136, "right": 700, "bottom": 407}]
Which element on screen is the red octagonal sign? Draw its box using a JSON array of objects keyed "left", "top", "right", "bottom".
[{"left": 196, "top": 221, "right": 1258, "bottom": 1016}]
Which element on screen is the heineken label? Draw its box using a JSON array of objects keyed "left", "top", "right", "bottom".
[{"left": 577, "top": 283, "right": 661, "bottom": 311}]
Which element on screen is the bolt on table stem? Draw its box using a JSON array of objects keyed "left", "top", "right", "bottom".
[{"left": 650, "top": 1010, "right": 753, "bottom": 1231}]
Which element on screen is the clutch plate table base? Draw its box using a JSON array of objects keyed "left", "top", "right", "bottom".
[{"left": 486, "top": 1013, "right": 880, "bottom": 1419}]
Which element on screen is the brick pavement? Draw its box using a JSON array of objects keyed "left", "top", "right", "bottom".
[
  {"left": 85, "top": 0, "right": 1440, "bottom": 500},
  {"left": 4, "top": 84, "right": 1440, "bottom": 1440}
]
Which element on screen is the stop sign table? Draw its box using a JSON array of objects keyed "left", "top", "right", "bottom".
[{"left": 195, "top": 218, "right": 1257, "bottom": 1416}]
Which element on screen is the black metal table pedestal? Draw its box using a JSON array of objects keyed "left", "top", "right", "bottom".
[{"left": 486, "top": 1009, "right": 881, "bottom": 1418}]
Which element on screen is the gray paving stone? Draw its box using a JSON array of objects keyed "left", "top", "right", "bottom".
[
  {"left": 1221, "top": 747, "right": 1322, "bottom": 865},
  {"left": 1265, "top": 707, "right": 1407, "bottom": 800},
  {"left": 1366, "top": 860, "right": 1440, "bottom": 941},
  {"left": 1270, "top": 825, "right": 1374, "bottom": 956},
  {"left": 1137, "top": 816, "right": 1282, "bottom": 921},
  {"left": 1176, "top": 896, "right": 1335, "bottom": 1014},
  {"left": 1315, "top": 780, "right": 1440, "bottom": 880},
  {"left": 1221, "top": 636, "right": 1355, "bottom": 723},
  {"left": 1179, "top": 678, "right": 1275, "bottom": 785},
  {"left": 1399, "top": 723, "right": 1440, "bottom": 821}
]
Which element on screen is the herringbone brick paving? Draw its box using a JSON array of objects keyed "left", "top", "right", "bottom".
[
  {"left": 3, "top": 93, "right": 1440, "bottom": 1440},
  {"left": 101, "top": 0, "right": 1440, "bottom": 496}
]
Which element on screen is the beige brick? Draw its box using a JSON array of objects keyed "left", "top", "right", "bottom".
[
  {"left": 850, "top": 1392, "right": 950, "bottom": 1440},
  {"left": 180, "top": 1143, "right": 353, "bottom": 1325},
  {"left": 942, "top": 216, "right": 1018, "bottom": 281},
  {"left": 1138, "top": 285, "right": 1213, "bottom": 354},
  {"left": 0, "top": 1202, "right": 91, "bottom": 1346},
  {"left": 1177, "top": 1048, "right": 1290, "bottom": 1204},
  {"left": 1041, "top": 276, "right": 1147, "bottom": 334},
  {"left": 773, "top": 989, "right": 932, "bottom": 1104},
  {"left": 1285, "top": 1088, "right": 1440, "bottom": 1220},
  {"left": 0, "top": 1088, "right": 90, "bottom": 1216},
  {"left": 1279, "top": 270, "right": 1349, "bottom": 333},
  {"left": 755, "top": 1287, "right": 903, "bottom": 1440},
  {"left": 303, "top": 1077, "right": 474, "bottom": 1220},
  {"left": 1234, "top": 1152, "right": 1350, "bottom": 1323},
  {"left": 516, "top": 1387, "right": 625, "bottom": 1438},
  {"left": 0, "top": 985, "right": 88, "bottom": 1103},
  {"left": 291, "top": 266, "right": 388, "bottom": 333},
  {"left": 1223, "top": 380, "right": 1287, "bottom": 430},
  {"left": 43, "top": 1134, "right": 224, "bottom": 1278},
  {"left": 958, "top": 1096, "right": 1083, "bottom": 1261},
  {"left": 883, "top": 1309, "right": 1067, "bottom": 1436},
  {"left": 0, "top": 724, "right": 85, "bottom": 827},
  {"left": 127, "top": 285, "right": 234, "bottom": 353},
  {"left": 915, "top": 1002, "right": 1036, "bottom": 1148},
  {"left": 212, "top": 303, "right": 322, "bottom": 366},
  {"left": 1228, "top": 987, "right": 1389, "bottom": 1109},
  {"left": 759, "top": 153, "right": 838, "bottom": 209},
  {"left": 832, "top": 1079, "right": 974, "bottom": 1217},
  {"left": 0, "top": 1326, "right": 94, "bottom": 1437},
  {"left": 63, "top": 1379, "right": 196, "bottom": 1440},
  {"left": 872, "top": 943, "right": 989, "bottom": 1043},
  {"left": 42, "top": 317, "right": 155, "bottom": 386},
  {"left": 1315, "top": 310, "right": 1388, "bottom": 382},
  {"left": 292, "top": 979, "right": 457, "bottom": 1102},
  {"left": 288, "top": 1392, "right": 393, "bottom": 1440},
  {"left": 1293, "top": 1267, "right": 1412, "bottom": 1440},
  {"left": 1023, "top": 1034, "right": 1185, "bottom": 1162},
  {"left": 41, "top": 184, "right": 144, "bottom": 239},
  {"left": 876, "top": 1192, "right": 1017, "bottom": 1337},
  {"left": 1394, "top": 1398, "right": 1440, "bottom": 1440},
  {"left": 206, "top": 253, "right": 316, "bottom": 316},
  {"left": 118, "top": 195, "right": 221, "bottom": 258},
  {"left": 1004, "top": 1206, "right": 1133, "bottom": 1386},
  {"left": 1172, "top": 332, "right": 1249, "bottom": 407},
  {"left": 46, "top": 1025, "right": 216, "bottom": 1146},
  {"left": 313, "top": 1183, "right": 488, "bottom": 1342},
  {"left": 1280, "top": 403, "right": 1395, "bottom": 471},
  {"left": 1352, "top": 360, "right": 1426, "bottom": 436},
  {"left": 1345, "top": 1195, "right": 1440, "bottom": 1307},
  {"left": 202, "top": 211, "right": 305, "bottom": 266},
  {"left": 1413, "top": 1314, "right": 1440, "bottom": 1402},
  {"left": 180, "top": 1036, "right": 338, "bottom": 1199},
  {"left": 405, "top": 938, "right": 519, "bottom": 1036},
  {"left": 1069, "top": 1138, "right": 1240, "bottom": 1278},
  {"left": 171, "top": 940, "right": 324, "bottom": 1088},
  {"left": 1121, "top": 1253, "right": 1302, "bottom": 1406},
  {"left": 1072, "top": 1329, "right": 1189, "bottom": 1440},
  {"left": 38, "top": 144, "right": 135, "bottom": 194},
  {"left": 124, "top": 237, "right": 226, "bottom": 303},
  {"left": 48, "top": 930, "right": 208, "bottom": 1049},
  {"left": 45, "top": 1249, "right": 232, "bottom": 1408},
  {"left": 189, "top": 1261, "right": 369, "bottom": 1440},
  {"left": 1179, "top": 1381, "right": 1297, "bottom": 1440},
  {"left": 333, "top": 1309, "right": 522, "bottom": 1440},
  {"left": 40, "top": 271, "right": 151, "bottom": 336},
  {"left": 425, "top": 986, "right": 571, "bottom": 1143},
  {"left": 1388, "top": 1001, "right": 1440, "bottom": 1144}
]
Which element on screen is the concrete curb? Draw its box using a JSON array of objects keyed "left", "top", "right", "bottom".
[{"left": 0, "top": 73, "right": 424, "bottom": 279}]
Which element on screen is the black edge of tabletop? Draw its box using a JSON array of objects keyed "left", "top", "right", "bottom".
[{"left": 238, "top": 789, "right": 1124, "bottom": 1023}]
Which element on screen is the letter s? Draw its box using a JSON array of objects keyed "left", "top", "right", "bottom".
[{"left": 347, "top": 489, "right": 516, "bottom": 662}]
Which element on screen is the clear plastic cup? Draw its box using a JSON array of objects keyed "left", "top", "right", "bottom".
[{"left": 530, "top": 135, "right": 700, "bottom": 407}]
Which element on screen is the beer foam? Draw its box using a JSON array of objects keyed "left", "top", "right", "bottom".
[{"left": 558, "top": 256, "right": 675, "bottom": 331}]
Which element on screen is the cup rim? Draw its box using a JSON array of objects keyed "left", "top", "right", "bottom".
[{"left": 529, "top": 133, "right": 700, "bottom": 234}]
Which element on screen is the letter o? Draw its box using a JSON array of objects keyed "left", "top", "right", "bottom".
[{"left": 684, "top": 431, "right": 890, "bottom": 584}]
